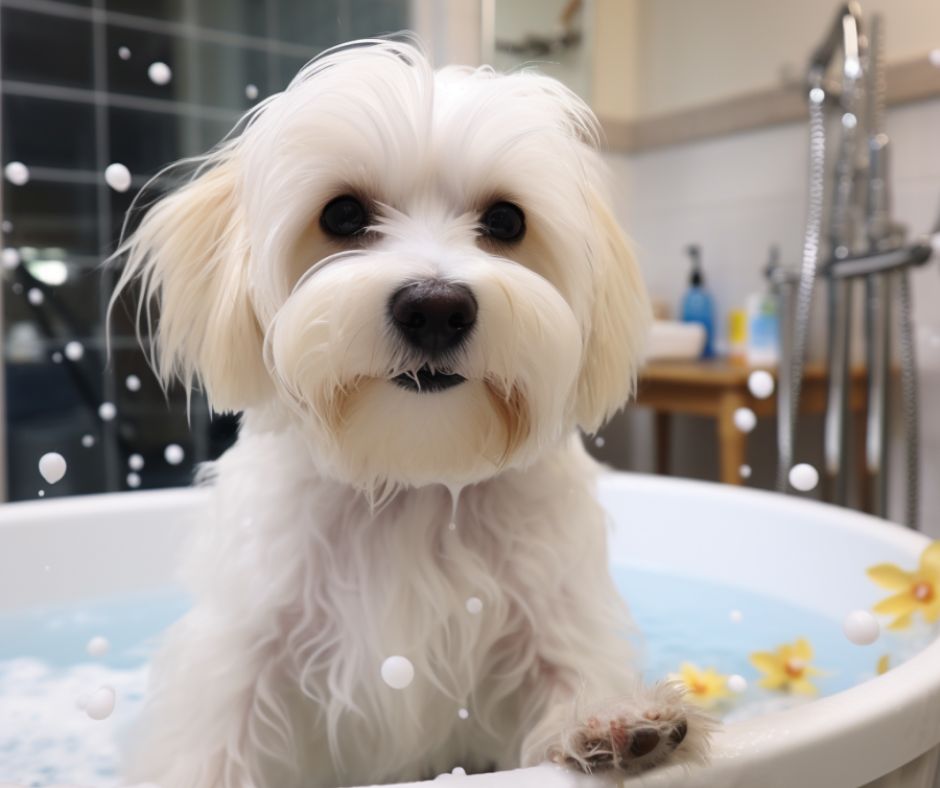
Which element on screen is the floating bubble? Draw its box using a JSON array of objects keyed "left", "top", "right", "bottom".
[
  {"left": 164, "top": 443, "right": 184, "bottom": 465},
  {"left": 104, "top": 162, "right": 132, "bottom": 192},
  {"left": 2, "top": 219, "right": 12, "bottom": 232},
  {"left": 465, "top": 597, "right": 483, "bottom": 615},
  {"left": 4, "top": 161, "right": 29, "bottom": 185},
  {"left": 457, "top": 707, "right": 469, "bottom": 720},
  {"left": 38, "top": 452, "right": 66, "bottom": 484},
  {"left": 728, "top": 674, "right": 748, "bottom": 693},
  {"left": 245, "top": 83, "right": 259, "bottom": 99},
  {"left": 843, "top": 610, "right": 880, "bottom": 646},
  {"left": 810, "top": 87, "right": 825, "bottom": 104},
  {"left": 733, "top": 407, "right": 757, "bottom": 433},
  {"left": 739, "top": 464, "right": 752, "bottom": 479},
  {"left": 842, "top": 112, "right": 858, "bottom": 129},
  {"left": 98, "top": 402, "right": 117, "bottom": 421},
  {"left": 594, "top": 436, "right": 605, "bottom": 448},
  {"left": 2, "top": 247, "right": 20, "bottom": 269},
  {"left": 451, "top": 768, "right": 466, "bottom": 776},
  {"left": 128, "top": 453, "right": 144, "bottom": 471},
  {"left": 118, "top": 46, "right": 131, "bottom": 60},
  {"left": 81, "top": 434, "right": 95, "bottom": 448},
  {"left": 147, "top": 61, "right": 172, "bottom": 85},
  {"left": 126, "top": 472, "right": 141, "bottom": 488},
  {"left": 64, "top": 341, "right": 84, "bottom": 361},
  {"left": 125, "top": 374, "right": 141, "bottom": 391},
  {"left": 38, "top": 490, "right": 45, "bottom": 498},
  {"left": 27, "top": 288, "right": 44, "bottom": 305},
  {"left": 11, "top": 282, "right": 22, "bottom": 294},
  {"left": 729, "top": 609, "right": 743, "bottom": 623},
  {"left": 86, "top": 635, "right": 110, "bottom": 657},
  {"left": 380, "top": 656, "right": 414, "bottom": 689},
  {"left": 51, "top": 352, "right": 63, "bottom": 363},
  {"left": 747, "top": 370, "right": 775, "bottom": 399},
  {"left": 84, "top": 686, "right": 115, "bottom": 720},
  {"left": 788, "top": 463, "right": 819, "bottom": 492}
]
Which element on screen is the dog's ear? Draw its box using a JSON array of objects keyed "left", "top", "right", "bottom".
[
  {"left": 574, "top": 192, "right": 652, "bottom": 434},
  {"left": 112, "top": 152, "right": 270, "bottom": 412}
]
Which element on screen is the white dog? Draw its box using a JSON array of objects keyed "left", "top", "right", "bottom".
[{"left": 113, "top": 39, "right": 712, "bottom": 787}]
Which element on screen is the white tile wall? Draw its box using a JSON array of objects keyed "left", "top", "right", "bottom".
[{"left": 600, "top": 97, "right": 940, "bottom": 535}]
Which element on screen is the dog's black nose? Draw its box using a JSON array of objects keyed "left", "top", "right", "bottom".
[{"left": 390, "top": 281, "right": 477, "bottom": 354}]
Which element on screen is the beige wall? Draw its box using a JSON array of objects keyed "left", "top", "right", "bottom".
[{"left": 594, "top": 0, "right": 940, "bottom": 120}]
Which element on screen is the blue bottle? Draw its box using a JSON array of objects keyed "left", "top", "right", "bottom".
[{"left": 680, "top": 244, "right": 715, "bottom": 358}]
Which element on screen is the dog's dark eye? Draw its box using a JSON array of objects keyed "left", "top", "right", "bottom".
[
  {"left": 320, "top": 195, "right": 369, "bottom": 237},
  {"left": 481, "top": 202, "right": 525, "bottom": 242}
]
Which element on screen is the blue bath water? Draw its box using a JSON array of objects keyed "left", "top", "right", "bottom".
[{"left": 0, "top": 568, "right": 928, "bottom": 786}]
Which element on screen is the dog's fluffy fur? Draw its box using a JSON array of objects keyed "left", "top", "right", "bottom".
[{"left": 113, "top": 39, "right": 712, "bottom": 787}]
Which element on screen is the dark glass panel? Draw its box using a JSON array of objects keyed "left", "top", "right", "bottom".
[
  {"left": 1, "top": 8, "right": 93, "bottom": 89},
  {"left": 3, "top": 96, "right": 96, "bottom": 170}
]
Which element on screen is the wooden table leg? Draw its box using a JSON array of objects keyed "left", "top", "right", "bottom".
[
  {"left": 655, "top": 411, "right": 671, "bottom": 475},
  {"left": 718, "top": 393, "right": 747, "bottom": 485}
]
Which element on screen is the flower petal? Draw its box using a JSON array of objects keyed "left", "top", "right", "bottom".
[
  {"left": 888, "top": 613, "right": 914, "bottom": 630},
  {"left": 793, "top": 638, "right": 813, "bottom": 660},
  {"left": 790, "top": 678, "right": 819, "bottom": 696},
  {"left": 758, "top": 674, "right": 786, "bottom": 691},
  {"left": 867, "top": 564, "right": 914, "bottom": 590},
  {"left": 923, "top": 599, "right": 940, "bottom": 624},
  {"left": 919, "top": 542, "right": 940, "bottom": 577},
  {"left": 876, "top": 655, "right": 890, "bottom": 675},
  {"left": 873, "top": 591, "right": 916, "bottom": 616},
  {"left": 750, "top": 652, "right": 781, "bottom": 675}
]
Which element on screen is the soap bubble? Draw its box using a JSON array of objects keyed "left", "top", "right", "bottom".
[
  {"left": 4, "top": 161, "right": 29, "bottom": 185},
  {"left": 126, "top": 472, "right": 141, "bottom": 488},
  {"left": 11, "top": 282, "right": 22, "bottom": 294},
  {"left": 380, "top": 656, "right": 414, "bottom": 689},
  {"left": 728, "top": 674, "right": 748, "bottom": 693},
  {"left": 98, "top": 402, "right": 117, "bottom": 421},
  {"left": 38, "top": 452, "right": 66, "bottom": 484},
  {"left": 729, "top": 609, "right": 743, "bottom": 623},
  {"left": 125, "top": 374, "right": 141, "bottom": 391},
  {"left": 2, "top": 219, "right": 12, "bottom": 232},
  {"left": 81, "top": 434, "right": 95, "bottom": 448},
  {"left": 84, "top": 686, "right": 115, "bottom": 720},
  {"left": 747, "top": 370, "right": 775, "bottom": 399},
  {"left": 842, "top": 112, "right": 858, "bottom": 129},
  {"left": 104, "top": 163, "right": 132, "bottom": 192},
  {"left": 465, "top": 597, "right": 483, "bottom": 614},
  {"left": 2, "top": 247, "right": 20, "bottom": 269},
  {"left": 843, "top": 610, "right": 880, "bottom": 646},
  {"left": 448, "top": 521, "right": 457, "bottom": 531},
  {"left": 457, "top": 707, "right": 469, "bottom": 719},
  {"left": 809, "top": 87, "right": 825, "bottom": 104},
  {"left": 51, "top": 351, "right": 63, "bottom": 363},
  {"left": 245, "top": 83, "right": 259, "bottom": 99},
  {"left": 451, "top": 767, "right": 466, "bottom": 776},
  {"left": 86, "top": 635, "right": 110, "bottom": 656},
  {"left": 733, "top": 407, "right": 757, "bottom": 433},
  {"left": 27, "top": 287, "right": 44, "bottom": 305},
  {"left": 788, "top": 463, "right": 819, "bottom": 492},
  {"left": 739, "top": 464, "right": 752, "bottom": 479},
  {"left": 164, "top": 443, "right": 184, "bottom": 465},
  {"left": 118, "top": 46, "right": 131, "bottom": 60},
  {"left": 37, "top": 490, "right": 45, "bottom": 498},
  {"left": 128, "top": 453, "right": 144, "bottom": 471},
  {"left": 64, "top": 340, "right": 84, "bottom": 361},
  {"left": 148, "top": 61, "right": 172, "bottom": 85}
]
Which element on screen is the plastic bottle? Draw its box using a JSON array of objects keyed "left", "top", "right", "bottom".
[{"left": 680, "top": 244, "right": 715, "bottom": 358}]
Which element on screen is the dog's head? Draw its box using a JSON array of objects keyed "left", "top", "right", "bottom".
[{"left": 114, "top": 40, "right": 650, "bottom": 495}]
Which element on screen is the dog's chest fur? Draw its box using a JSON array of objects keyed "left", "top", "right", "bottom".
[{"left": 178, "top": 425, "right": 622, "bottom": 785}]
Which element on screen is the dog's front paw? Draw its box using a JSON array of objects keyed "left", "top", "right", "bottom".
[{"left": 550, "top": 682, "right": 714, "bottom": 775}]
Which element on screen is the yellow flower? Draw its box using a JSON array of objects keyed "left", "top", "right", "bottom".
[
  {"left": 749, "top": 638, "right": 822, "bottom": 695},
  {"left": 876, "top": 655, "right": 890, "bottom": 676},
  {"left": 867, "top": 541, "right": 940, "bottom": 630},
  {"left": 670, "top": 662, "right": 731, "bottom": 707}
]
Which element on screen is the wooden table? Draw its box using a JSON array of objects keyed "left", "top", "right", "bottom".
[{"left": 634, "top": 359, "right": 868, "bottom": 486}]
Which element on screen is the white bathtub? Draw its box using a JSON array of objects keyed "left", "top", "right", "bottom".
[{"left": 2, "top": 473, "right": 940, "bottom": 788}]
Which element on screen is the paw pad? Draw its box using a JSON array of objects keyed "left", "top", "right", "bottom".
[{"left": 628, "top": 727, "right": 660, "bottom": 757}]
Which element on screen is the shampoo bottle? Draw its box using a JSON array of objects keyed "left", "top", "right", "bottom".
[{"left": 680, "top": 244, "right": 715, "bottom": 358}]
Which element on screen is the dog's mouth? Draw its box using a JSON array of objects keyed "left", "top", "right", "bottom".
[{"left": 393, "top": 366, "right": 466, "bottom": 393}]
